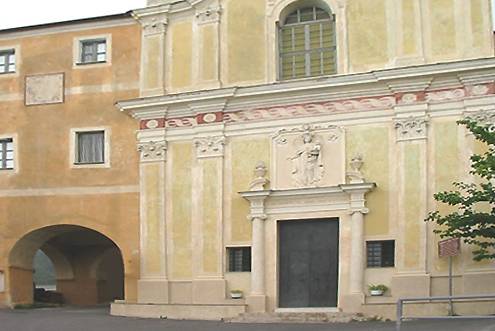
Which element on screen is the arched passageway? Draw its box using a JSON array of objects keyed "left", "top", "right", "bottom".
[{"left": 8, "top": 225, "right": 124, "bottom": 306}]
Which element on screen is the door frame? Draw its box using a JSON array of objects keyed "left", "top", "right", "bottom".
[{"left": 276, "top": 217, "right": 342, "bottom": 310}]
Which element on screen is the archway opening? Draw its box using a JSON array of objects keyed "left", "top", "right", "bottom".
[{"left": 8, "top": 225, "right": 124, "bottom": 307}]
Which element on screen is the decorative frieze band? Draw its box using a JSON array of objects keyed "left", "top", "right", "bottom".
[
  {"left": 394, "top": 116, "right": 429, "bottom": 142},
  {"left": 193, "top": 136, "right": 225, "bottom": 158},
  {"left": 138, "top": 140, "right": 167, "bottom": 162},
  {"left": 138, "top": 83, "right": 495, "bottom": 131}
]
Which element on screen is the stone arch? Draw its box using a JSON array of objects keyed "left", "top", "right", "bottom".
[{"left": 7, "top": 224, "right": 125, "bottom": 306}]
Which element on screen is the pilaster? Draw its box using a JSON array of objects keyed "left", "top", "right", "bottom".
[
  {"left": 133, "top": 8, "right": 168, "bottom": 97},
  {"left": 391, "top": 104, "right": 431, "bottom": 297},
  {"left": 191, "top": 133, "right": 226, "bottom": 303},
  {"left": 136, "top": 130, "right": 169, "bottom": 304}
]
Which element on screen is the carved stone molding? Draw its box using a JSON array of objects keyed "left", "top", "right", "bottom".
[
  {"left": 249, "top": 161, "right": 270, "bottom": 191},
  {"left": 464, "top": 109, "right": 495, "bottom": 128},
  {"left": 193, "top": 136, "right": 225, "bottom": 158},
  {"left": 138, "top": 141, "right": 167, "bottom": 162},
  {"left": 347, "top": 154, "right": 365, "bottom": 184},
  {"left": 394, "top": 116, "right": 428, "bottom": 142},
  {"left": 196, "top": 6, "right": 221, "bottom": 25},
  {"left": 138, "top": 15, "right": 168, "bottom": 35}
]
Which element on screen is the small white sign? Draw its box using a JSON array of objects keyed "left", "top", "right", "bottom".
[{"left": 0, "top": 271, "right": 4, "bottom": 292}]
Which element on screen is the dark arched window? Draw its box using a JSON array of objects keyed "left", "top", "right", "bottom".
[{"left": 279, "top": 6, "right": 336, "bottom": 80}]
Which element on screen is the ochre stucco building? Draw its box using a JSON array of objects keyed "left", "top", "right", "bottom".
[{"left": 0, "top": 0, "right": 494, "bottom": 320}]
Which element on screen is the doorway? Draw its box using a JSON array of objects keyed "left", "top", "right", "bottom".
[{"left": 278, "top": 218, "right": 339, "bottom": 308}]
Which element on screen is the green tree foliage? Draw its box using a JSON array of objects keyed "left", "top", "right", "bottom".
[{"left": 426, "top": 118, "right": 495, "bottom": 261}]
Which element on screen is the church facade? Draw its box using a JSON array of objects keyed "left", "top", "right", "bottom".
[{"left": 0, "top": 0, "right": 494, "bottom": 320}]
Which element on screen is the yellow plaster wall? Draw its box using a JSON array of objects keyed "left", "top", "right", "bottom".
[
  {"left": 471, "top": 0, "right": 485, "bottom": 50},
  {"left": 170, "top": 142, "right": 193, "bottom": 279},
  {"left": 0, "top": 193, "right": 139, "bottom": 302},
  {"left": 347, "top": 0, "right": 388, "bottom": 70},
  {"left": 346, "top": 126, "right": 389, "bottom": 236},
  {"left": 433, "top": 121, "right": 460, "bottom": 272},
  {"left": 201, "top": 25, "right": 216, "bottom": 82},
  {"left": 0, "top": 22, "right": 141, "bottom": 304},
  {"left": 226, "top": 0, "right": 266, "bottom": 84},
  {"left": 401, "top": 0, "right": 417, "bottom": 56},
  {"left": 170, "top": 21, "right": 193, "bottom": 90},
  {"left": 429, "top": 0, "right": 456, "bottom": 58},
  {"left": 143, "top": 35, "right": 161, "bottom": 91},
  {"left": 403, "top": 143, "right": 421, "bottom": 269},
  {"left": 229, "top": 138, "right": 270, "bottom": 242},
  {"left": 202, "top": 159, "right": 219, "bottom": 274},
  {"left": 143, "top": 163, "right": 162, "bottom": 275}
]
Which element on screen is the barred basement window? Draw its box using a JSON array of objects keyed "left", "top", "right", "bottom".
[
  {"left": 0, "top": 49, "right": 15, "bottom": 74},
  {"left": 76, "top": 131, "right": 105, "bottom": 164},
  {"left": 80, "top": 39, "right": 107, "bottom": 64},
  {"left": 279, "top": 5, "right": 336, "bottom": 80},
  {"left": 367, "top": 240, "right": 395, "bottom": 268},
  {"left": 227, "top": 247, "right": 251, "bottom": 272},
  {"left": 0, "top": 138, "right": 14, "bottom": 170}
]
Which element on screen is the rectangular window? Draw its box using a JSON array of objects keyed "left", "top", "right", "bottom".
[
  {"left": 0, "top": 50, "right": 15, "bottom": 74},
  {"left": 76, "top": 131, "right": 105, "bottom": 164},
  {"left": 80, "top": 39, "right": 106, "bottom": 64},
  {"left": 227, "top": 247, "right": 251, "bottom": 272},
  {"left": 0, "top": 138, "right": 14, "bottom": 170},
  {"left": 367, "top": 240, "right": 395, "bottom": 268}
]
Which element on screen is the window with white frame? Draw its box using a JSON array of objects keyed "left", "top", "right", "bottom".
[
  {"left": 79, "top": 39, "right": 107, "bottom": 64},
  {"left": 0, "top": 49, "right": 16, "bottom": 74},
  {"left": 0, "top": 138, "right": 14, "bottom": 170},
  {"left": 279, "top": 5, "right": 336, "bottom": 80},
  {"left": 75, "top": 131, "right": 105, "bottom": 164}
]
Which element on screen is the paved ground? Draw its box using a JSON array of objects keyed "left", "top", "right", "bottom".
[{"left": 0, "top": 307, "right": 495, "bottom": 331}]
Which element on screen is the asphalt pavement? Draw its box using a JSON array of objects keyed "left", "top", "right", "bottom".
[{"left": 0, "top": 307, "right": 494, "bottom": 331}]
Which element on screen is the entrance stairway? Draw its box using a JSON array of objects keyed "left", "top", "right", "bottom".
[{"left": 227, "top": 311, "right": 370, "bottom": 323}]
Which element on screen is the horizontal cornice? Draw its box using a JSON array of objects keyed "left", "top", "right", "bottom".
[{"left": 118, "top": 57, "right": 495, "bottom": 122}]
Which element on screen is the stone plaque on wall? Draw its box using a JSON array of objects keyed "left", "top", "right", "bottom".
[
  {"left": 25, "top": 73, "right": 64, "bottom": 106},
  {"left": 272, "top": 124, "right": 345, "bottom": 190}
]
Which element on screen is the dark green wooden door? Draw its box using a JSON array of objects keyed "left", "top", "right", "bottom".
[{"left": 279, "top": 219, "right": 339, "bottom": 308}]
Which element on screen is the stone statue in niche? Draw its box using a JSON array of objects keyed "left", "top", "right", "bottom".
[{"left": 288, "top": 125, "right": 324, "bottom": 187}]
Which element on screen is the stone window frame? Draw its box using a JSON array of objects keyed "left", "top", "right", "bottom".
[
  {"left": 0, "top": 133, "right": 18, "bottom": 174},
  {"left": 73, "top": 34, "right": 112, "bottom": 69},
  {"left": 69, "top": 127, "right": 111, "bottom": 169},
  {"left": 0, "top": 45, "right": 20, "bottom": 78}
]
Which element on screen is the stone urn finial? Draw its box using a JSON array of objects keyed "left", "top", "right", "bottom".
[
  {"left": 347, "top": 154, "right": 365, "bottom": 184},
  {"left": 249, "top": 161, "right": 270, "bottom": 191}
]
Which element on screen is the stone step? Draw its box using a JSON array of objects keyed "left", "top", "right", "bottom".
[{"left": 227, "top": 311, "right": 369, "bottom": 324}]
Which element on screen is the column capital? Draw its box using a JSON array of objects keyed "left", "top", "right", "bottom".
[
  {"left": 247, "top": 214, "right": 267, "bottom": 222},
  {"left": 394, "top": 115, "right": 429, "bottom": 142},
  {"left": 133, "top": 9, "right": 169, "bottom": 36},
  {"left": 193, "top": 135, "right": 225, "bottom": 159},
  {"left": 349, "top": 207, "right": 369, "bottom": 216},
  {"left": 138, "top": 140, "right": 167, "bottom": 163}
]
